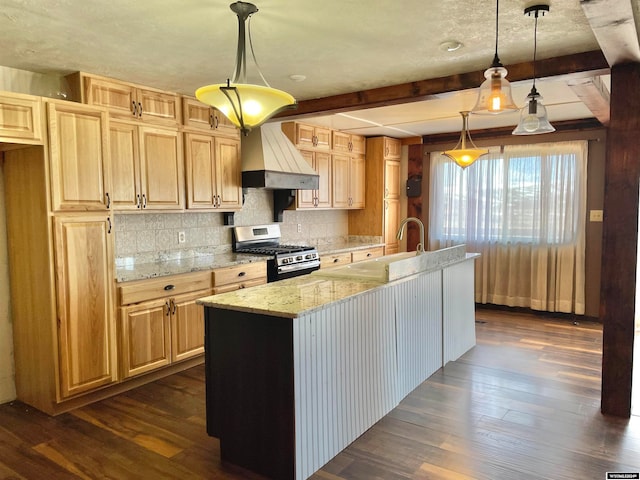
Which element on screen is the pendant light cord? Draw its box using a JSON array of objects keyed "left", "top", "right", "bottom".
[
  {"left": 491, "top": 0, "right": 502, "bottom": 67},
  {"left": 532, "top": 12, "right": 538, "bottom": 89}
]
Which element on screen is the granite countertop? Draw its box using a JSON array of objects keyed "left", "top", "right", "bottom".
[
  {"left": 197, "top": 247, "right": 479, "bottom": 318},
  {"left": 115, "top": 253, "right": 266, "bottom": 283},
  {"left": 197, "top": 275, "right": 385, "bottom": 319},
  {"left": 115, "top": 242, "right": 385, "bottom": 283}
]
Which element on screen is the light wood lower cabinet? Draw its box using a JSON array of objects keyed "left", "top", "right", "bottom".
[
  {"left": 212, "top": 262, "right": 267, "bottom": 293},
  {"left": 118, "top": 271, "right": 213, "bottom": 379},
  {"left": 320, "top": 252, "right": 352, "bottom": 269},
  {"left": 53, "top": 214, "right": 117, "bottom": 398},
  {"left": 351, "top": 246, "right": 385, "bottom": 263}
]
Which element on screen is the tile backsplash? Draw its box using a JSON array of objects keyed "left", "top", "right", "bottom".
[{"left": 114, "top": 188, "right": 352, "bottom": 265}]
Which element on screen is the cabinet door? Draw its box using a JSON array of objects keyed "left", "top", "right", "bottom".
[
  {"left": 332, "top": 153, "right": 350, "bottom": 208},
  {"left": 297, "top": 150, "right": 316, "bottom": 208},
  {"left": 183, "top": 97, "right": 214, "bottom": 130},
  {"left": 384, "top": 137, "right": 402, "bottom": 159},
  {"left": 332, "top": 131, "right": 351, "bottom": 153},
  {"left": 313, "top": 126, "right": 331, "bottom": 150},
  {"left": 350, "top": 135, "right": 366, "bottom": 155},
  {"left": 384, "top": 198, "right": 400, "bottom": 254},
  {"left": 120, "top": 298, "right": 171, "bottom": 378},
  {"left": 315, "top": 151, "right": 333, "bottom": 208},
  {"left": 171, "top": 290, "right": 211, "bottom": 362},
  {"left": 110, "top": 121, "right": 142, "bottom": 210},
  {"left": 295, "top": 123, "right": 316, "bottom": 148},
  {"left": 0, "top": 92, "right": 43, "bottom": 144},
  {"left": 84, "top": 76, "right": 137, "bottom": 119},
  {"left": 185, "top": 132, "right": 217, "bottom": 209},
  {"left": 349, "top": 155, "right": 366, "bottom": 209},
  {"left": 139, "top": 126, "right": 184, "bottom": 209},
  {"left": 48, "top": 101, "right": 111, "bottom": 211},
  {"left": 53, "top": 215, "right": 117, "bottom": 398},
  {"left": 215, "top": 136, "right": 242, "bottom": 210},
  {"left": 137, "top": 88, "right": 180, "bottom": 126},
  {"left": 384, "top": 159, "right": 401, "bottom": 199}
]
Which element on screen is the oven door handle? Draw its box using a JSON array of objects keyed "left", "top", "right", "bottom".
[{"left": 277, "top": 260, "right": 321, "bottom": 274}]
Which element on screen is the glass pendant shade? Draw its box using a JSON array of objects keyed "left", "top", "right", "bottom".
[
  {"left": 442, "top": 111, "right": 489, "bottom": 169},
  {"left": 196, "top": 2, "right": 296, "bottom": 135},
  {"left": 512, "top": 86, "right": 555, "bottom": 135},
  {"left": 472, "top": 64, "right": 519, "bottom": 114}
]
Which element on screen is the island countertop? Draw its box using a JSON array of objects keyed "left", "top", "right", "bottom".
[{"left": 197, "top": 275, "right": 384, "bottom": 318}]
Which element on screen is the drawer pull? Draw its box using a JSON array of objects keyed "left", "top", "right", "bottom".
[
  {"left": 164, "top": 284, "right": 175, "bottom": 291},
  {"left": 366, "top": 253, "right": 372, "bottom": 257},
  {"left": 237, "top": 271, "right": 246, "bottom": 277},
  {"left": 333, "top": 258, "right": 339, "bottom": 263}
]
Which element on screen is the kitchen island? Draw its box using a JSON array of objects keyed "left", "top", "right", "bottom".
[{"left": 197, "top": 245, "right": 477, "bottom": 479}]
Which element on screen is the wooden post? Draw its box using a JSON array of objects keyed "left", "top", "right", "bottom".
[{"left": 600, "top": 62, "right": 640, "bottom": 417}]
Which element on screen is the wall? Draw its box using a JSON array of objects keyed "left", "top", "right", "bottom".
[
  {"left": 113, "top": 189, "right": 350, "bottom": 264},
  {"left": 0, "top": 155, "right": 16, "bottom": 403}
]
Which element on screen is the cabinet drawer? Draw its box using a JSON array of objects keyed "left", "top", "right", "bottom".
[
  {"left": 213, "top": 277, "right": 266, "bottom": 294},
  {"left": 351, "top": 246, "right": 385, "bottom": 263},
  {"left": 119, "top": 271, "right": 213, "bottom": 305},
  {"left": 213, "top": 262, "right": 267, "bottom": 287},
  {"left": 321, "top": 252, "right": 352, "bottom": 269}
]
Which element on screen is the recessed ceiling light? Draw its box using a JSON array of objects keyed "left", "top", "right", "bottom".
[
  {"left": 289, "top": 74, "right": 306, "bottom": 82},
  {"left": 439, "top": 41, "right": 463, "bottom": 52}
]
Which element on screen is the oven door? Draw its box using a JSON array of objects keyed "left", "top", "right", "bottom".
[{"left": 269, "top": 259, "right": 321, "bottom": 282}]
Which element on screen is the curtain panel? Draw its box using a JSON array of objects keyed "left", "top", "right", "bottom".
[{"left": 429, "top": 141, "right": 587, "bottom": 314}]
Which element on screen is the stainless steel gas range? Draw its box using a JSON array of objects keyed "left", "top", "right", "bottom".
[{"left": 232, "top": 224, "right": 320, "bottom": 282}]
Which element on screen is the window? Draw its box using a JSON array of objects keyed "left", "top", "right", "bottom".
[{"left": 430, "top": 141, "right": 587, "bottom": 246}]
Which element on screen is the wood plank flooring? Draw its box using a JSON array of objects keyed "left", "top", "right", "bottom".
[{"left": 1, "top": 308, "right": 639, "bottom": 479}]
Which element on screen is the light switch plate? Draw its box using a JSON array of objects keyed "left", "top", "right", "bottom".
[{"left": 589, "top": 210, "right": 603, "bottom": 222}]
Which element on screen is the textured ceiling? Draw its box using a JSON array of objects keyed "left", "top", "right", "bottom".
[{"left": 0, "top": 0, "right": 619, "bottom": 137}]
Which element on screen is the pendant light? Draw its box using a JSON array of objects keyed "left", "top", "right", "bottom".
[
  {"left": 512, "top": 4, "right": 555, "bottom": 135},
  {"left": 196, "top": 2, "right": 296, "bottom": 136},
  {"left": 472, "top": 0, "right": 518, "bottom": 115},
  {"left": 442, "top": 111, "right": 489, "bottom": 169}
]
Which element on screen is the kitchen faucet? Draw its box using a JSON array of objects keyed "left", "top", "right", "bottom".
[{"left": 396, "top": 217, "right": 425, "bottom": 254}]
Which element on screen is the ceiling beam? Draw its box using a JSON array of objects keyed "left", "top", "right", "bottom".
[
  {"left": 580, "top": 0, "right": 640, "bottom": 66},
  {"left": 567, "top": 76, "right": 611, "bottom": 126},
  {"left": 277, "top": 50, "right": 609, "bottom": 119}
]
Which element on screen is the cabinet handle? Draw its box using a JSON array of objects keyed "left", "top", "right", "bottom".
[
  {"left": 107, "top": 217, "right": 112, "bottom": 234},
  {"left": 105, "top": 192, "right": 111, "bottom": 209},
  {"left": 333, "top": 258, "right": 339, "bottom": 263},
  {"left": 163, "top": 284, "right": 175, "bottom": 291},
  {"left": 142, "top": 194, "right": 147, "bottom": 209},
  {"left": 385, "top": 200, "right": 388, "bottom": 210},
  {"left": 171, "top": 299, "right": 176, "bottom": 315},
  {"left": 213, "top": 113, "right": 219, "bottom": 129},
  {"left": 385, "top": 147, "right": 389, "bottom": 156},
  {"left": 137, "top": 102, "right": 143, "bottom": 117},
  {"left": 132, "top": 100, "right": 137, "bottom": 117},
  {"left": 165, "top": 301, "right": 171, "bottom": 316},
  {"left": 136, "top": 194, "right": 141, "bottom": 209},
  {"left": 384, "top": 188, "right": 389, "bottom": 197},
  {"left": 237, "top": 271, "right": 246, "bottom": 277},
  {"left": 216, "top": 195, "right": 221, "bottom": 207}
]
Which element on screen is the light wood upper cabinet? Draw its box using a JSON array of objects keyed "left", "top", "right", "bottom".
[
  {"left": 282, "top": 121, "right": 331, "bottom": 150},
  {"left": 0, "top": 92, "right": 43, "bottom": 144},
  {"left": 110, "top": 121, "right": 184, "bottom": 210},
  {"left": 333, "top": 131, "right": 366, "bottom": 155},
  {"left": 296, "top": 150, "right": 332, "bottom": 209},
  {"left": 184, "top": 132, "right": 242, "bottom": 211},
  {"left": 68, "top": 73, "right": 181, "bottom": 126},
  {"left": 384, "top": 136, "right": 402, "bottom": 159},
  {"left": 53, "top": 214, "right": 117, "bottom": 398},
  {"left": 332, "top": 153, "right": 365, "bottom": 209},
  {"left": 349, "top": 136, "right": 403, "bottom": 253},
  {"left": 182, "top": 96, "right": 239, "bottom": 137},
  {"left": 47, "top": 100, "right": 111, "bottom": 212}
]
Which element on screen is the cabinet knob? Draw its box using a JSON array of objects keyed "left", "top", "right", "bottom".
[
  {"left": 164, "top": 284, "right": 175, "bottom": 291},
  {"left": 237, "top": 271, "right": 246, "bottom": 277},
  {"left": 333, "top": 258, "right": 339, "bottom": 263}
]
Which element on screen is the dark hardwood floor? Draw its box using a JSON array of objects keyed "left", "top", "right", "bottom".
[{"left": 1, "top": 309, "right": 639, "bottom": 480}]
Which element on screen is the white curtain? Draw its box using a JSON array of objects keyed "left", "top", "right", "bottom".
[{"left": 429, "top": 141, "right": 587, "bottom": 314}]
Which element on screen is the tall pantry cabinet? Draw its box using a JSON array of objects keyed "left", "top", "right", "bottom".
[
  {"left": 3, "top": 98, "right": 117, "bottom": 414},
  {"left": 348, "top": 136, "right": 402, "bottom": 254}
]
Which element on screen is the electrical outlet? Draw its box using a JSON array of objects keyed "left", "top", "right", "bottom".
[
  {"left": 178, "top": 231, "right": 186, "bottom": 243},
  {"left": 297, "top": 223, "right": 302, "bottom": 233}
]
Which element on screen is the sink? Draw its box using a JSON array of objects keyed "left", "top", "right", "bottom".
[{"left": 312, "top": 246, "right": 467, "bottom": 283}]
